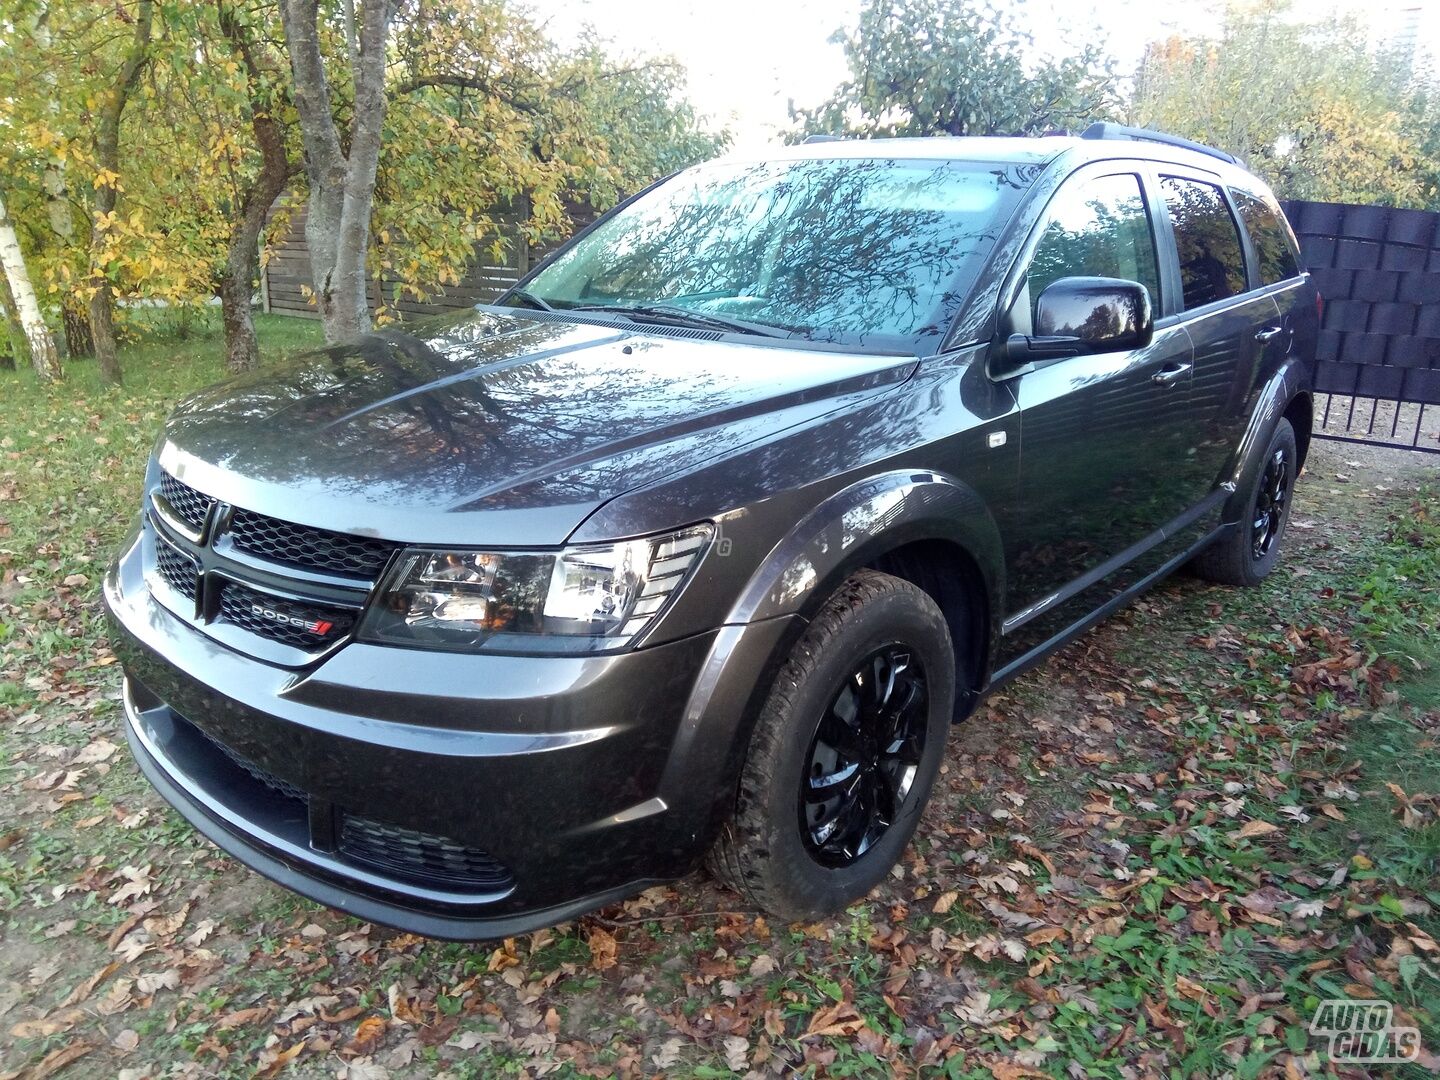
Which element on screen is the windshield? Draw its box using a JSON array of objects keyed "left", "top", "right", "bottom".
[{"left": 520, "top": 156, "right": 1035, "bottom": 348}]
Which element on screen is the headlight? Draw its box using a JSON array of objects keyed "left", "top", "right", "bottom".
[{"left": 358, "top": 524, "right": 713, "bottom": 653}]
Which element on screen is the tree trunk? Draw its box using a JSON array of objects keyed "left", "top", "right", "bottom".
[
  {"left": 217, "top": 2, "right": 296, "bottom": 372},
  {"left": 87, "top": 0, "right": 154, "bottom": 386},
  {"left": 1, "top": 268, "right": 24, "bottom": 371},
  {"left": 63, "top": 298, "right": 93, "bottom": 357},
  {"left": 35, "top": 7, "right": 92, "bottom": 360},
  {"left": 280, "top": 0, "right": 393, "bottom": 344},
  {"left": 0, "top": 189, "right": 63, "bottom": 382}
]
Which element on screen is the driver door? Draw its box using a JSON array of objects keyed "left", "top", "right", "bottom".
[{"left": 996, "top": 167, "right": 1201, "bottom": 663}]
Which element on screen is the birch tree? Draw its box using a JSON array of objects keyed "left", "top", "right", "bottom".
[
  {"left": 0, "top": 187, "right": 63, "bottom": 382},
  {"left": 32, "top": 5, "right": 92, "bottom": 358},
  {"left": 279, "top": 0, "right": 395, "bottom": 343}
]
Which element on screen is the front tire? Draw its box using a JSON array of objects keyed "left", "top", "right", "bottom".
[
  {"left": 707, "top": 570, "right": 955, "bottom": 921},
  {"left": 1193, "top": 417, "right": 1298, "bottom": 587}
]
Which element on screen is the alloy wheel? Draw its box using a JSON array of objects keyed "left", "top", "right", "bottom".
[
  {"left": 799, "top": 645, "right": 929, "bottom": 868},
  {"left": 1251, "top": 448, "right": 1290, "bottom": 560}
]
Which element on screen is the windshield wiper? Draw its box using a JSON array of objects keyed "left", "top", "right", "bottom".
[
  {"left": 505, "top": 289, "right": 554, "bottom": 311},
  {"left": 568, "top": 303, "right": 793, "bottom": 339}
]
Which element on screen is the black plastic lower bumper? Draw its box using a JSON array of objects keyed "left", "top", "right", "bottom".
[{"left": 121, "top": 686, "right": 659, "bottom": 939}]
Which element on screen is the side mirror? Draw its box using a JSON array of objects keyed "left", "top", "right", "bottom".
[{"left": 1005, "top": 276, "right": 1153, "bottom": 366}]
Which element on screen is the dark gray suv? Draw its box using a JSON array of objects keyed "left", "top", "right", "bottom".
[{"left": 105, "top": 124, "right": 1318, "bottom": 938}]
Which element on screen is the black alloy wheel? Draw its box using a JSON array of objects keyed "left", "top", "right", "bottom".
[
  {"left": 1251, "top": 448, "right": 1290, "bottom": 560},
  {"left": 800, "top": 645, "right": 928, "bottom": 867},
  {"left": 706, "top": 569, "right": 956, "bottom": 921}
]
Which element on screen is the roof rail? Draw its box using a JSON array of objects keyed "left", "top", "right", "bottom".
[
  {"left": 1080, "top": 122, "right": 1237, "bottom": 165},
  {"left": 802, "top": 134, "right": 843, "bottom": 144}
]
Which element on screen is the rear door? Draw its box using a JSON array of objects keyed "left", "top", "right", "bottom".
[
  {"left": 1152, "top": 172, "right": 1280, "bottom": 544},
  {"left": 997, "top": 166, "right": 1200, "bottom": 663}
]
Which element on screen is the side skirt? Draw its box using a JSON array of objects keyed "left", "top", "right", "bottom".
[{"left": 978, "top": 523, "right": 1228, "bottom": 698}]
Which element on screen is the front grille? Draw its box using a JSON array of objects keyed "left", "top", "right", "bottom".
[
  {"left": 217, "top": 580, "right": 356, "bottom": 650},
  {"left": 229, "top": 509, "right": 396, "bottom": 581},
  {"left": 157, "top": 472, "right": 214, "bottom": 533},
  {"left": 197, "top": 726, "right": 308, "bottom": 803},
  {"left": 154, "top": 537, "right": 200, "bottom": 601},
  {"left": 339, "top": 815, "right": 514, "bottom": 891}
]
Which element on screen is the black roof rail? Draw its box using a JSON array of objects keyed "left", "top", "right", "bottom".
[
  {"left": 802, "top": 134, "right": 843, "bottom": 144},
  {"left": 1080, "top": 122, "right": 1237, "bottom": 165}
]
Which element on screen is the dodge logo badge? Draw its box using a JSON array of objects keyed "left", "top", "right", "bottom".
[{"left": 249, "top": 603, "right": 334, "bottom": 636}]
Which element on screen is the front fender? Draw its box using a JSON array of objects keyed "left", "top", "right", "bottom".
[
  {"left": 667, "top": 469, "right": 1006, "bottom": 858},
  {"left": 726, "top": 469, "right": 1005, "bottom": 630}
]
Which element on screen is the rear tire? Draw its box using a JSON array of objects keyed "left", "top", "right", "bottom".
[
  {"left": 1193, "top": 418, "right": 1298, "bottom": 587},
  {"left": 707, "top": 570, "right": 955, "bottom": 921}
]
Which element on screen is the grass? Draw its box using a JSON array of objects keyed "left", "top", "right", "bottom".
[{"left": 1, "top": 317, "right": 1438, "bottom": 1078}]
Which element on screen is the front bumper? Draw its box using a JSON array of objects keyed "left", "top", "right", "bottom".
[{"left": 105, "top": 530, "right": 793, "bottom": 938}]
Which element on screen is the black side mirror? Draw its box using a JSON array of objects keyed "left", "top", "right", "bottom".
[{"left": 1005, "top": 276, "right": 1153, "bottom": 366}]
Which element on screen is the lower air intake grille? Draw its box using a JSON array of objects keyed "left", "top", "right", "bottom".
[
  {"left": 197, "top": 726, "right": 308, "bottom": 804},
  {"left": 217, "top": 580, "right": 355, "bottom": 650},
  {"left": 157, "top": 472, "right": 214, "bottom": 533},
  {"left": 228, "top": 509, "right": 396, "bottom": 580},
  {"left": 154, "top": 538, "right": 199, "bottom": 601},
  {"left": 338, "top": 815, "right": 514, "bottom": 891}
]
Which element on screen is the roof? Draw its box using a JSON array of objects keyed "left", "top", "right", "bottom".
[
  {"left": 718, "top": 129, "right": 1249, "bottom": 180},
  {"left": 723, "top": 135, "right": 1078, "bottom": 166}
]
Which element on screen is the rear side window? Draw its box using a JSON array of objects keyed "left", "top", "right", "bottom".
[
  {"left": 1159, "top": 177, "right": 1247, "bottom": 309},
  {"left": 1231, "top": 189, "right": 1301, "bottom": 284},
  {"left": 1026, "top": 172, "right": 1161, "bottom": 320}
]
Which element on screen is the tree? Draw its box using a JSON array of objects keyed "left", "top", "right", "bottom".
[
  {"left": 793, "top": 0, "right": 1116, "bottom": 139},
  {"left": 32, "top": 4, "right": 92, "bottom": 359},
  {"left": 86, "top": 0, "right": 154, "bottom": 385},
  {"left": 279, "top": 0, "right": 395, "bottom": 344},
  {"left": 217, "top": 1, "right": 299, "bottom": 372},
  {"left": 1, "top": 0, "right": 722, "bottom": 372},
  {"left": 1132, "top": 1, "right": 1434, "bottom": 207},
  {"left": 0, "top": 186, "right": 63, "bottom": 382}
]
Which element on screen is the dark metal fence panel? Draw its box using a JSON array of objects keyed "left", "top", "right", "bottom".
[{"left": 1281, "top": 198, "right": 1440, "bottom": 453}]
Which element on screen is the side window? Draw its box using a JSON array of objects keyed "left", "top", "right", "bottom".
[
  {"left": 1231, "top": 189, "right": 1301, "bottom": 284},
  {"left": 1159, "top": 176, "right": 1248, "bottom": 309},
  {"left": 1026, "top": 173, "right": 1161, "bottom": 322}
]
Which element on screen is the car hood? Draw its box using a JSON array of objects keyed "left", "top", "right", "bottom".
[{"left": 157, "top": 310, "right": 916, "bottom": 546}]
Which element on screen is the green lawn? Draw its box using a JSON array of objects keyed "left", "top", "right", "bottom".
[{"left": 1, "top": 318, "right": 1437, "bottom": 1078}]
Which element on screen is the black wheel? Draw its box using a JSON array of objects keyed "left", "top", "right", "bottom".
[
  {"left": 1193, "top": 417, "right": 1298, "bottom": 586},
  {"left": 707, "top": 570, "right": 955, "bottom": 921}
]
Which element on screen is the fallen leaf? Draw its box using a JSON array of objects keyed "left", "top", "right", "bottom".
[
  {"left": 27, "top": 1042, "right": 94, "bottom": 1080},
  {"left": 651, "top": 1036, "right": 683, "bottom": 1069},
  {"left": 1235, "top": 820, "right": 1281, "bottom": 840},
  {"left": 722, "top": 1034, "right": 749, "bottom": 1071},
  {"left": 586, "top": 925, "right": 618, "bottom": 971},
  {"left": 135, "top": 970, "right": 179, "bottom": 995},
  {"left": 803, "top": 1001, "right": 865, "bottom": 1039},
  {"left": 348, "top": 1016, "right": 387, "bottom": 1053}
]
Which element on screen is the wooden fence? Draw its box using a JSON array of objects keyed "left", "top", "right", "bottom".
[{"left": 262, "top": 197, "right": 592, "bottom": 321}]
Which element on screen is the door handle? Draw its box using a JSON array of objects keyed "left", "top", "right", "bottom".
[
  {"left": 1254, "top": 325, "right": 1285, "bottom": 343},
  {"left": 1151, "top": 362, "right": 1192, "bottom": 387}
]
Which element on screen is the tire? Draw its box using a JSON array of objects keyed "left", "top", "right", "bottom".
[
  {"left": 1192, "top": 417, "right": 1298, "bottom": 587},
  {"left": 706, "top": 569, "right": 955, "bottom": 921}
]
